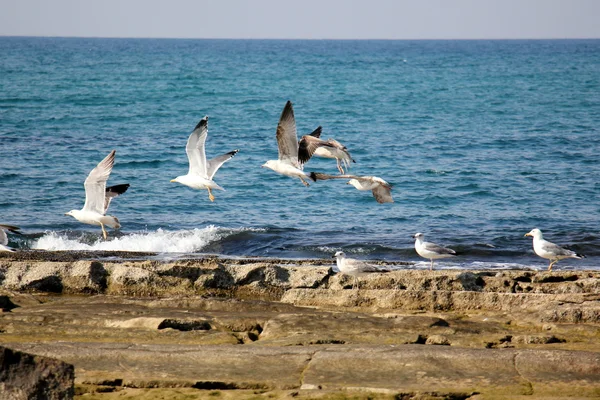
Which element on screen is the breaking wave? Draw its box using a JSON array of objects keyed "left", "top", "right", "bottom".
[{"left": 31, "top": 226, "right": 265, "bottom": 253}]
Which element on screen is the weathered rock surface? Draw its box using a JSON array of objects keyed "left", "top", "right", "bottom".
[
  {"left": 0, "top": 252, "right": 599, "bottom": 398},
  {"left": 0, "top": 345, "right": 74, "bottom": 400}
]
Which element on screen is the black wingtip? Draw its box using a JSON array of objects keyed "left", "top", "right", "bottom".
[
  {"left": 280, "top": 101, "right": 294, "bottom": 120},
  {"left": 193, "top": 116, "right": 208, "bottom": 131},
  {"left": 309, "top": 172, "right": 317, "bottom": 182},
  {"left": 229, "top": 149, "right": 240, "bottom": 156},
  {"left": 577, "top": 253, "right": 586, "bottom": 259},
  {"left": 309, "top": 126, "right": 322, "bottom": 138},
  {"left": 106, "top": 183, "right": 130, "bottom": 195}
]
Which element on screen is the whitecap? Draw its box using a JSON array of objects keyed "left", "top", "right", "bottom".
[{"left": 32, "top": 226, "right": 264, "bottom": 253}]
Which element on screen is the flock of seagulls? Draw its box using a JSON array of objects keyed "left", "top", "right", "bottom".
[
  {"left": 0, "top": 101, "right": 587, "bottom": 275},
  {"left": 332, "top": 227, "right": 585, "bottom": 288}
]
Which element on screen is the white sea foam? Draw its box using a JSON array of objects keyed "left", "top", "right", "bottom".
[{"left": 32, "top": 226, "right": 264, "bottom": 253}]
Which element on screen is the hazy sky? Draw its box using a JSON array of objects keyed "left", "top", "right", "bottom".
[{"left": 1, "top": 0, "right": 599, "bottom": 39}]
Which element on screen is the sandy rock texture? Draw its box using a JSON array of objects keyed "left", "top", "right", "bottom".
[{"left": 0, "top": 251, "right": 599, "bottom": 399}]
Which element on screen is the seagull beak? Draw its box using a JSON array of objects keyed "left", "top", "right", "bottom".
[
  {"left": 64, "top": 213, "right": 69, "bottom": 216},
  {"left": 170, "top": 179, "right": 176, "bottom": 183},
  {"left": 331, "top": 255, "right": 337, "bottom": 258},
  {"left": 524, "top": 233, "right": 531, "bottom": 237}
]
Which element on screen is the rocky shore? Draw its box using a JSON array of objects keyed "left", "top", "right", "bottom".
[{"left": 0, "top": 251, "right": 599, "bottom": 399}]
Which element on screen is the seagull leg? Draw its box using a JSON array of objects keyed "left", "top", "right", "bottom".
[
  {"left": 354, "top": 276, "right": 358, "bottom": 290},
  {"left": 207, "top": 188, "right": 215, "bottom": 202},
  {"left": 548, "top": 260, "right": 557, "bottom": 271},
  {"left": 300, "top": 178, "right": 310, "bottom": 187},
  {"left": 101, "top": 223, "right": 108, "bottom": 240},
  {"left": 337, "top": 159, "right": 344, "bottom": 174},
  {"left": 430, "top": 259, "right": 434, "bottom": 271}
]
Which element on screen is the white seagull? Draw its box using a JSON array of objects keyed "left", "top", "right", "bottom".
[
  {"left": 65, "top": 150, "right": 129, "bottom": 240},
  {"left": 0, "top": 224, "right": 20, "bottom": 252},
  {"left": 524, "top": 228, "right": 585, "bottom": 271},
  {"left": 298, "top": 127, "right": 355, "bottom": 174},
  {"left": 262, "top": 101, "right": 328, "bottom": 186},
  {"left": 311, "top": 172, "right": 394, "bottom": 203},
  {"left": 171, "top": 116, "right": 239, "bottom": 202},
  {"left": 333, "top": 251, "right": 390, "bottom": 289},
  {"left": 413, "top": 233, "right": 456, "bottom": 270}
]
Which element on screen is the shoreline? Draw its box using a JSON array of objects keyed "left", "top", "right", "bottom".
[{"left": 0, "top": 252, "right": 599, "bottom": 398}]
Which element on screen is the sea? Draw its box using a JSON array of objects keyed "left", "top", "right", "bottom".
[{"left": 1, "top": 37, "right": 599, "bottom": 270}]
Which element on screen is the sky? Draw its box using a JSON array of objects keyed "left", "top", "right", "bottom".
[{"left": 1, "top": 0, "right": 599, "bottom": 40}]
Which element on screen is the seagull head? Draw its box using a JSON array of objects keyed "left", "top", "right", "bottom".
[
  {"left": 261, "top": 160, "right": 276, "bottom": 170},
  {"left": 333, "top": 251, "right": 345, "bottom": 259},
  {"left": 346, "top": 179, "right": 360, "bottom": 189},
  {"left": 413, "top": 232, "right": 424, "bottom": 241},
  {"left": 525, "top": 228, "right": 542, "bottom": 239}
]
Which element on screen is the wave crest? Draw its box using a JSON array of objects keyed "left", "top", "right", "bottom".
[{"left": 32, "top": 226, "right": 264, "bottom": 253}]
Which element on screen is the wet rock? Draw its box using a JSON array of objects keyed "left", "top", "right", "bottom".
[{"left": 0, "top": 345, "right": 74, "bottom": 399}]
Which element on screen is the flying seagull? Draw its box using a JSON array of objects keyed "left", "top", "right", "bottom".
[
  {"left": 262, "top": 101, "right": 329, "bottom": 186},
  {"left": 524, "top": 228, "right": 585, "bottom": 271},
  {"left": 413, "top": 233, "right": 456, "bottom": 270},
  {"left": 171, "top": 116, "right": 239, "bottom": 202},
  {"left": 0, "top": 224, "right": 21, "bottom": 252},
  {"left": 299, "top": 127, "right": 355, "bottom": 174},
  {"left": 310, "top": 172, "right": 393, "bottom": 203},
  {"left": 333, "top": 251, "right": 390, "bottom": 289},
  {"left": 65, "top": 150, "right": 129, "bottom": 240}
]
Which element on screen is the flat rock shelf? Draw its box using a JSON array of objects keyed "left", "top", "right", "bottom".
[{"left": 0, "top": 251, "right": 599, "bottom": 399}]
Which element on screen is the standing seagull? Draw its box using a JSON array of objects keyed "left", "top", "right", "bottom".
[
  {"left": 262, "top": 101, "right": 328, "bottom": 186},
  {"left": 0, "top": 224, "right": 20, "bottom": 252},
  {"left": 298, "top": 128, "right": 355, "bottom": 174},
  {"left": 413, "top": 233, "right": 456, "bottom": 270},
  {"left": 524, "top": 228, "right": 585, "bottom": 271},
  {"left": 333, "top": 251, "right": 390, "bottom": 289},
  {"left": 65, "top": 150, "right": 129, "bottom": 240},
  {"left": 171, "top": 116, "right": 239, "bottom": 202},
  {"left": 311, "top": 172, "right": 394, "bottom": 203}
]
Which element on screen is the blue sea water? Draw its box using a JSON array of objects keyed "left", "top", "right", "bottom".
[{"left": 1, "top": 37, "right": 599, "bottom": 270}]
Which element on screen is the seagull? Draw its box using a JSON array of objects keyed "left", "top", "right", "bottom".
[
  {"left": 65, "top": 150, "right": 129, "bottom": 240},
  {"left": 310, "top": 172, "right": 394, "bottom": 203},
  {"left": 0, "top": 224, "right": 20, "bottom": 252},
  {"left": 298, "top": 127, "right": 355, "bottom": 174},
  {"left": 171, "top": 116, "right": 239, "bottom": 202},
  {"left": 413, "top": 233, "right": 456, "bottom": 270},
  {"left": 524, "top": 228, "right": 585, "bottom": 271},
  {"left": 261, "top": 101, "right": 329, "bottom": 187},
  {"left": 333, "top": 251, "right": 390, "bottom": 289}
]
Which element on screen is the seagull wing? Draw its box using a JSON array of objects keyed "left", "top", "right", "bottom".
[
  {"left": 186, "top": 117, "right": 209, "bottom": 177},
  {"left": 372, "top": 184, "right": 394, "bottom": 204},
  {"left": 539, "top": 240, "right": 577, "bottom": 257},
  {"left": 423, "top": 241, "right": 456, "bottom": 255},
  {"left": 276, "top": 101, "right": 299, "bottom": 165},
  {"left": 104, "top": 183, "right": 130, "bottom": 214},
  {"left": 310, "top": 172, "right": 359, "bottom": 181},
  {"left": 307, "top": 126, "right": 322, "bottom": 138},
  {"left": 206, "top": 149, "right": 239, "bottom": 179},
  {"left": 83, "top": 150, "right": 115, "bottom": 214},
  {"left": 298, "top": 135, "right": 335, "bottom": 165}
]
